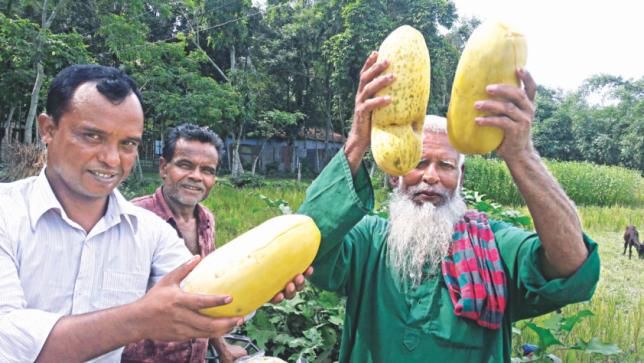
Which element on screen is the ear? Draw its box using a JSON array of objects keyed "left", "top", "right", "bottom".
[
  {"left": 37, "top": 113, "right": 56, "bottom": 144},
  {"left": 459, "top": 163, "right": 465, "bottom": 188},
  {"left": 159, "top": 157, "right": 168, "bottom": 179}
]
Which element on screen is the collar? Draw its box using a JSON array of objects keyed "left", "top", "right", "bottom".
[
  {"left": 153, "top": 186, "right": 211, "bottom": 228},
  {"left": 28, "top": 168, "right": 140, "bottom": 233}
]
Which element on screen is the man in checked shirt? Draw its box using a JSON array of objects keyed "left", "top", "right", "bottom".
[{"left": 122, "top": 124, "right": 312, "bottom": 363}]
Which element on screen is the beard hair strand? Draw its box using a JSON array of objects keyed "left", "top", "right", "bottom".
[{"left": 386, "top": 183, "right": 467, "bottom": 286}]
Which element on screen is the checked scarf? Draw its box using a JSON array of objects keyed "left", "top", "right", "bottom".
[{"left": 441, "top": 211, "right": 507, "bottom": 329}]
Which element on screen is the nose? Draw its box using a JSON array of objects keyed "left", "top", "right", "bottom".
[
  {"left": 187, "top": 167, "right": 203, "bottom": 182},
  {"left": 421, "top": 163, "right": 439, "bottom": 185},
  {"left": 97, "top": 143, "right": 120, "bottom": 168}
]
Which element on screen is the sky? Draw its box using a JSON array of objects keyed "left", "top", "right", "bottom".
[{"left": 450, "top": 0, "right": 644, "bottom": 91}]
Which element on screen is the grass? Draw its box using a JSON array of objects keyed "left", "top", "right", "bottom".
[
  {"left": 202, "top": 178, "right": 310, "bottom": 246},
  {"left": 464, "top": 156, "right": 644, "bottom": 207},
  {"left": 127, "top": 175, "right": 643, "bottom": 362},
  {"left": 513, "top": 228, "right": 643, "bottom": 362}
]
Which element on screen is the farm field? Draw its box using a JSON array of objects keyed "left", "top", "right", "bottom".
[{"left": 190, "top": 178, "right": 643, "bottom": 362}]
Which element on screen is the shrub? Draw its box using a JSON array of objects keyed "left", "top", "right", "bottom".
[
  {"left": 1, "top": 143, "right": 46, "bottom": 182},
  {"left": 463, "top": 156, "right": 643, "bottom": 207},
  {"left": 229, "top": 172, "right": 266, "bottom": 188}
]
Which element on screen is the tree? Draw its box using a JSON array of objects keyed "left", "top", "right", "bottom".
[
  {"left": 322, "top": 0, "right": 458, "bottom": 133},
  {"left": 248, "top": 109, "right": 306, "bottom": 174},
  {"left": 532, "top": 86, "right": 581, "bottom": 161},
  {"left": 23, "top": 0, "right": 72, "bottom": 144},
  {"left": 0, "top": 12, "right": 88, "bottom": 146}
]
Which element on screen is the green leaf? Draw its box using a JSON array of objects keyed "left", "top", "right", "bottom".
[
  {"left": 582, "top": 338, "right": 622, "bottom": 355},
  {"left": 525, "top": 322, "right": 564, "bottom": 350},
  {"left": 474, "top": 201, "right": 493, "bottom": 212},
  {"left": 515, "top": 216, "right": 533, "bottom": 228},
  {"left": 329, "top": 315, "right": 344, "bottom": 326},
  {"left": 560, "top": 309, "right": 594, "bottom": 332},
  {"left": 542, "top": 313, "right": 563, "bottom": 332}
]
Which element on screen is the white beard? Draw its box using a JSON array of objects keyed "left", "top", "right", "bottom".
[{"left": 386, "top": 182, "right": 467, "bottom": 286}]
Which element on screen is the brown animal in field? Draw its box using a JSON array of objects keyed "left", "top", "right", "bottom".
[{"left": 623, "top": 225, "right": 643, "bottom": 259}]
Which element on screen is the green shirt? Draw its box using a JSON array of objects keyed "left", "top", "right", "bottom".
[{"left": 298, "top": 150, "right": 600, "bottom": 363}]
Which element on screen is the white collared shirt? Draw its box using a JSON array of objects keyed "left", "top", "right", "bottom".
[{"left": 0, "top": 170, "right": 192, "bottom": 363}]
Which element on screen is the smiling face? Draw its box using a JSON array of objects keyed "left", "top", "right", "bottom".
[
  {"left": 160, "top": 138, "right": 219, "bottom": 210},
  {"left": 400, "top": 130, "right": 462, "bottom": 206},
  {"left": 38, "top": 82, "right": 144, "bottom": 207}
]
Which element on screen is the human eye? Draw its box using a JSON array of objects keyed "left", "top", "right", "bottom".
[
  {"left": 439, "top": 160, "right": 456, "bottom": 169},
  {"left": 84, "top": 132, "right": 101, "bottom": 142},
  {"left": 200, "top": 167, "right": 216, "bottom": 175},
  {"left": 123, "top": 140, "right": 139, "bottom": 147},
  {"left": 176, "top": 161, "right": 193, "bottom": 170},
  {"left": 415, "top": 159, "right": 429, "bottom": 169}
]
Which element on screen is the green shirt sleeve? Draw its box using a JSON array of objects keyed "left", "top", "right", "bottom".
[
  {"left": 492, "top": 221, "right": 601, "bottom": 321},
  {"left": 297, "top": 149, "right": 375, "bottom": 295}
]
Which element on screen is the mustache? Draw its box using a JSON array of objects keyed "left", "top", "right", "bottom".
[{"left": 406, "top": 182, "right": 449, "bottom": 199}]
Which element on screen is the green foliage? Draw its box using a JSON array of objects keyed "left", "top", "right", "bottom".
[
  {"left": 0, "top": 13, "right": 90, "bottom": 123},
  {"left": 229, "top": 172, "right": 267, "bottom": 188},
  {"left": 512, "top": 310, "right": 621, "bottom": 362},
  {"left": 123, "top": 180, "right": 643, "bottom": 362},
  {"left": 533, "top": 76, "right": 643, "bottom": 173},
  {"left": 545, "top": 160, "right": 643, "bottom": 206},
  {"left": 256, "top": 193, "right": 293, "bottom": 215},
  {"left": 201, "top": 180, "right": 309, "bottom": 245},
  {"left": 463, "top": 156, "right": 644, "bottom": 207},
  {"left": 577, "top": 205, "right": 643, "bottom": 232},
  {"left": 118, "top": 174, "right": 159, "bottom": 200},
  {"left": 240, "top": 286, "right": 345, "bottom": 362},
  {"left": 461, "top": 188, "right": 532, "bottom": 229}
]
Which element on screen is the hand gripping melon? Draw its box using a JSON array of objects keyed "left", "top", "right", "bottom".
[
  {"left": 182, "top": 214, "right": 320, "bottom": 317},
  {"left": 371, "top": 25, "right": 431, "bottom": 176},
  {"left": 447, "top": 21, "right": 528, "bottom": 154}
]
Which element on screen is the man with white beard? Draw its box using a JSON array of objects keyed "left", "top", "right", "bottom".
[
  {"left": 297, "top": 52, "right": 600, "bottom": 362},
  {"left": 386, "top": 143, "right": 467, "bottom": 286}
]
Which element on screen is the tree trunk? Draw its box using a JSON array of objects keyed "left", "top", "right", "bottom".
[
  {"left": 3, "top": 106, "right": 15, "bottom": 143},
  {"left": 231, "top": 145, "right": 244, "bottom": 177},
  {"left": 226, "top": 141, "right": 232, "bottom": 171},
  {"left": 4, "top": 0, "right": 13, "bottom": 16},
  {"left": 324, "top": 111, "right": 332, "bottom": 163},
  {"left": 315, "top": 142, "right": 320, "bottom": 173},
  {"left": 251, "top": 139, "right": 268, "bottom": 175},
  {"left": 186, "top": 13, "right": 229, "bottom": 83},
  {"left": 231, "top": 124, "right": 245, "bottom": 178},
  {"left": 297, "top": 161, "right": 301, "bottom": 183},
  {"left": 290, "top": 139, "right": 297, "bottom": 174},
  {"left": 134, "top": 154, "right": 144, "bottom": 182},
  {"left": 230, "top": 45, "right": 236, "bottom": 73},
  {"left": 24, "top": 62, "right": 44, "bottom": 144}
]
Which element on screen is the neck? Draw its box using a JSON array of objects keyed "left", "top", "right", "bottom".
[
  {"left": 45, "top": 169, "right": 108, "bottom": 232},
  {"left": 162, "top": 188, "right": 197, "bottom": 222}
]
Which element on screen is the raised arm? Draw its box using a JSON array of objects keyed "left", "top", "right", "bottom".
[
  {"left": 474, "top": 69, "right": 588, "bottom": 279},
  {"left": 345, "top": 51, "right": 394, "bottom": 175}
]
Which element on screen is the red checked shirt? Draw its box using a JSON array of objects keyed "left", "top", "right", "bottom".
[{"left": 121, "top": 187, "right": 216, "bottom": 363}]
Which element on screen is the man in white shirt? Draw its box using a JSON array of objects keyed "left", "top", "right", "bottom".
[{"left": 0, "top": 65, "right": 306, "bottom": 363}]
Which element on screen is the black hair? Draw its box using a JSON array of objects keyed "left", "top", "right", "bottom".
[
  {"left": 46, "top": 64, "right": 142, "bottom": 123},
  {"left": 162, "top": 123, "right": 225, "bottom": 162}
]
